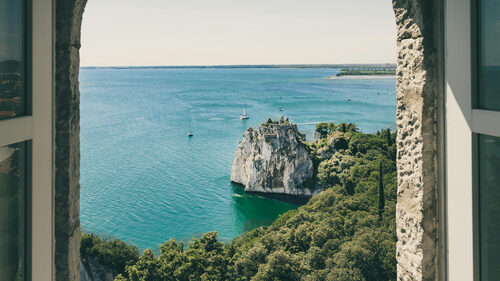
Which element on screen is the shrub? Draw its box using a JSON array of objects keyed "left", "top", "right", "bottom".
[{"left": 81, "top": 233, "right": 139, "bottom": 277}]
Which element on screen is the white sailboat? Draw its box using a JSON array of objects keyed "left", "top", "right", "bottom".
[
  {"left": 240, "top": 104, "right": 249, "bottom": 120},
  {"left": 278, "top": 96, "right": 283, "bottom": 111},
  {"left": 188, "top": 118, "right": 193, "bottom": 137}
]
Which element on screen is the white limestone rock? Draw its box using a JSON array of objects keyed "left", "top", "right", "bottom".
[{"left": 230, "top": 121, "right": 319, "bottom": 196}]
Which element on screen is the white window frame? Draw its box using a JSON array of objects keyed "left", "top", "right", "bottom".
[
  {"left": 0, "top": 0, "right": 54, "bottom": 280},
  {"left": 445, "top": 0, "right": 500, "bottom": 280}
]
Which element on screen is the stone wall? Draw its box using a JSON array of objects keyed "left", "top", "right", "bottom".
[
  {"left": 55, "top": 0, "right": 87, "bottom": 280},
  {"left": 392, "top": 0, "right": 442, "bottom": 280},
  {"left": 53, "top": 0, "right": 442, "bottom": 280}
]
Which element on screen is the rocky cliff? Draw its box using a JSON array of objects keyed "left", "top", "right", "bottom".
[
  {"left": 231, "top": 117, "right": 319, "bottom": 196},
  {"left": 80, "top": 256, "right": 115, "bottom": 281}
]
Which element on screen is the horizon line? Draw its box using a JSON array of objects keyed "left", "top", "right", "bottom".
[{"left": 80, "top": 63, "right": 397, "bottom": 69}]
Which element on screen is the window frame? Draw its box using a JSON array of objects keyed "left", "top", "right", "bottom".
[
  {"left": 0, "top": 0, "right": 54, "bottom": 280},
  {"left": 445, "top": 0, "right": 500, "bottom": 280},
  {"left": 445, "top": 0, "right": 475, "bottom": 279}
]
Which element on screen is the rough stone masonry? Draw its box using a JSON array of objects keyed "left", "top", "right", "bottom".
[{"left": 392, "top": 0, "right": 442, "bottom": 280}]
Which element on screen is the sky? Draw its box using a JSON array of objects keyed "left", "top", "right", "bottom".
[{"left": 80, "top": 0, "right": 397, "bottom": 67}]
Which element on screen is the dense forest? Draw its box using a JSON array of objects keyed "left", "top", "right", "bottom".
[{"left": 81, "top": 122, "right": 397, "bottom": 281}]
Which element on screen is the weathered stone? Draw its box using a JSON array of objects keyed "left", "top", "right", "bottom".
[
  {"left": 231, "top": 122, "right": 318, "bottom": 196},
  {"left": 313, "top": 131, "right": 323, "bottom": 143},
  {"left": 392, "top": 0, "right": 441, "bottom": 280},
  {"left": 55, "top": 0, "right": 87, "bottom": 280}
]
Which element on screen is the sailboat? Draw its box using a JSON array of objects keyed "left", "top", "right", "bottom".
[
  {"left": 240, "top": 104, "right": 249, "bottom": 120},
  {"left": 278, "top": 96, "right": 283, "bottom": 111},
  {"left": 188, "top": 119, "right": 194, "bottom": 137}
]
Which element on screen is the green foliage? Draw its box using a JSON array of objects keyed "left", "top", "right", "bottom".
[
  {"left": 316, "top": 121, "right": 353, "bottom": 138},
  {"left": 378, "top": 162, "right": 385, "bottom": 221},
  {"left": 336, "top": 68, "right": 396, "bottom": 77},
  {"left": 315, "top": 122, "right": 329, "bottom": 138},
  {"left": 104, "top": 124, "right": 398, "bottom": 281},
  {"left": 315, "top": 122, "right": 358, "bottom": 137},
  {"left": 122, "top": 232, "right": 228, "bottom": 281},
  {"left": 328, "top": 122, "right": 337, "bottom": 133},
  {"left": 337, "top": 122, "right": 358, "bottom": 133},
  {"left": 81, "top": 233, "right": 140, "bottom": 277}
]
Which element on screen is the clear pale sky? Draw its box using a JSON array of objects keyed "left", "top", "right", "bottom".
[{"left": 80, "top": 0, "right": 397, "bottom": 67}]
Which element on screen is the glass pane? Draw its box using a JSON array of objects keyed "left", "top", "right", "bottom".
[
  {"left": 0, "top": 142, "right": 26, "bottom": 281},
  {"left": 479, "top": 135, "right": 500, "bottom": 280},
  {"left": 478, "top": 0, "right": 500, "bottom": 111},
  {"left": 0, "top": 0, "right": 26, "bottom": 120}
]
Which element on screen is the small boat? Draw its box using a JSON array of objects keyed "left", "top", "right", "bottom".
[
  {"left": 240, "top": 104, "right": 249, "bottom": 120},
  {"left": 278, "top": 96, "right": 284, "bottom": 111},
  {"left": 347, "top": 98, "right": 351, "bottom": 101},
  {"left": 188, "top": 119, "right": 194, "bottom": 137}
]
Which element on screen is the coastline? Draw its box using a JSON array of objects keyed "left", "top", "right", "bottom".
[
  {"left": 245, "top": 191, "right": 312, "bottom": 205},
  {"left": 324, "top": 75, "right": 396, "bottom": 80},
  {"left": 231, "top": 182, "right": 311, "bottom": 205}
]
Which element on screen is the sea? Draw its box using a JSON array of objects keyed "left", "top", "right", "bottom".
[{"left": 79, "top": 67, "right": 396, "bottom": 251}]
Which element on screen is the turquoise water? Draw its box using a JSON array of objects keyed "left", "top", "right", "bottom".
[{"left": 79, "top": 67, "right": 396, "bottom": 250}]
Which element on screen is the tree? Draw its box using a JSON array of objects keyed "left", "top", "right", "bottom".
[
  {"left": 343, "top": 178, "right": 355, "bottom": 196},
  {"left": 383, "top": 129, "right": 392, "bottom": 146},
  {"left": 347, "top": 123, "right": 359, "bottom": 132},
  {"left": 338, "top": 122, "right": 347, "bottom": 133},
  {"left": 333, "top": 137, "right": 349, "bottom": 150},
  {"left": 125, "top": 249, "right": 161, "bottom": 281},
  {"left": 328, "top": 122, "right": 337, "bottom": 133},
  {"left": 80, "top": 233, "right": 139, "bottom": 277},
  {"left": 315, "top": 122, "right": 329, "bottom": 138},
  {"left": 378, "top": 161, "right": 385, "bottom": 221}
]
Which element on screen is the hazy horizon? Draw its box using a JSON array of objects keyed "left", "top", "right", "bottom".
[
  {"left": 80, "top": 63, "right": 397, "bottom": 68},
  {"left": 80, "top": 0, "right": 397, "bottom": 67}
]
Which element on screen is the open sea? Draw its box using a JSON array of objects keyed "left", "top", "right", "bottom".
[{"left": 79, "top": 67, "right": 396, "bottom": 250}]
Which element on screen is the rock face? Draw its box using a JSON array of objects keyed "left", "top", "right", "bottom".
[
  {"left": 393, "top": 1, "right": 441, "bottom": 280},
  {"left": 231, "top": 120, "right": 317, "bottom": 196},
  {"left": 80, "top": 256, "right": 115, "bottom": 281}
]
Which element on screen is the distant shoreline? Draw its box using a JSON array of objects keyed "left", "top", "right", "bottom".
[
  {"left": 324, "top": 75, "right": 396, "bottom": 80},
  {"left": 80, "top": 63, "right": 396, "bottom": 70}
]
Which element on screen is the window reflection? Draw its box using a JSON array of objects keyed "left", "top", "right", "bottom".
[
  {"left": 0, "top": 142, "right": 26, "bottom": 281},
  {"left": 478, "top": 0, "right": 500, "bottom": 111},
  {"left": 0, "top": 0, "right": 26, "bottom": 120},
  {"left": 479, "top": 135, "right": 500, "bottom": 280}
]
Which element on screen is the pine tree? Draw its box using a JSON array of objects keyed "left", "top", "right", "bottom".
[
  {"left": 385, "top": 129, "right": 392, "bottom": 146},
  {"left": 378, "top": 161, "right": 385, "bottom": 221}
]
